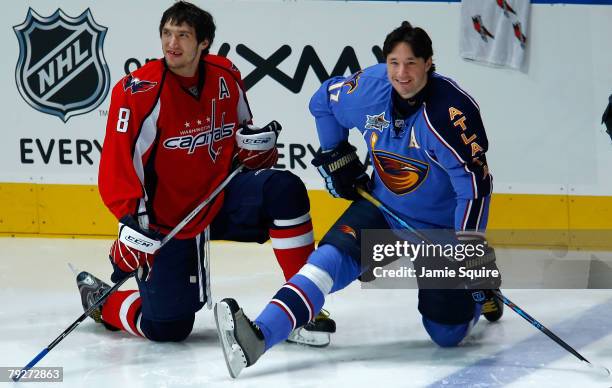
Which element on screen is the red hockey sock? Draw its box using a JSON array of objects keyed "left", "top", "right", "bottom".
[
  {"left": 101, "top": 290, "right": 144, "bottom": 337},
  {"left": 269, "top": 218, "right": 315, "bottom": 280}
]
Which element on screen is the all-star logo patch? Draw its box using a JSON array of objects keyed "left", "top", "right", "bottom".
[
  {"left": 365, "top": 112, "right": 390, "bottom": 132},
  {"left": 13, "top": 8, "right": 110, "bottom": 122}
]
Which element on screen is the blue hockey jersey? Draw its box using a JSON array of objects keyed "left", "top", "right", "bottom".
[{"left": 309, "top": 63, "right": 492, "bottom": 234}]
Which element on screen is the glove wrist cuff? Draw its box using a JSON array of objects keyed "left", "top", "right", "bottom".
[
  {"left": 236, "top": 128, "right": 277, "bottom": 151},
  {"left": 118, "top": 222, "right": 161, "bottom": 254},
  {"left": 325, "top": 151, "right": 359, "bottom": 173}
]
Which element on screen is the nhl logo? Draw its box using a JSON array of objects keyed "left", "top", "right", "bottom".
[{"left": 13, "top": 8, "right": 110, "bottom": 122}]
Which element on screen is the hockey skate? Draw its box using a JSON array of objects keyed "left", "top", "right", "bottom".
[
  {"left": 214, "top": 298, "right": 265, "bottom": 378},
  {"left": 481, "top": 289, "right": 504, "bottom": 322},
  {"left": 76, "top": 270, "right": 118, "bottom": 330},
  {"left": 287, "top": 309, "right": 336, "bottom": 347},
  {"left": 473, "top": 289, "right": 504, "bottom": 322}
]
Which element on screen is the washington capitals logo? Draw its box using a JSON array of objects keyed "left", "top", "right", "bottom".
[
  {"left": 472, "top": 15, "right": 495, "bottom": 42},
  {"left": 496, "top": 0, "right": 517, "bottom": 17},
  {"left": 13, "top": 8, "right": 110, "bottom": 122},
  {"left": 513, "top": 22, "right": 527, "bottom": 49},
  {"left": 365, "top": 112, "right": 390, "bottom": 132},
  {"left": 162, "top": 99, "right": 234, "bottom": 162},
  {"left": 123, "top": 75, "right": 157, "bottom": 94},
  {"left": 343, "top": 70, "right": 363, "bottom": 94}
]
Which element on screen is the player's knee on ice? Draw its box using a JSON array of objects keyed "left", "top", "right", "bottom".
[
  {"left": 140, "top": 315, "right": 195, "bottom": 342},
  {"left": 263, "top": 171, "right": 309, "bottom": 219},
  {"left": 418, "top": 289, "right": 477, "bottom": 347},
  {"left": 422, "top": 318, "right": 472, "bottom": 347}
]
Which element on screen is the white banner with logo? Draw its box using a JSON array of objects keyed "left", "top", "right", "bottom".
[{"left": 1, "top": 1, "right": 611, "bottom": 195}]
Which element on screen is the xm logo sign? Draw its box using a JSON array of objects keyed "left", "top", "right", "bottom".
[
  {"left": 13, "top": 8, "right": 110, "bottom": 122},
  {"left": 126, "top": 44, "right": 384, "bottom": 93},
  {"left": 217, "top": 44, "right": 384, "bottom": 93}
]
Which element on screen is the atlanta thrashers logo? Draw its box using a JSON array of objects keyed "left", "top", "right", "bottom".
[
  {"left": 372, "top": 150, "right": 429, "bottom": 195},
  {"left": 370, "top": 133, "right": 428, "bottom": 195},
  {"left": 339, "top": 225, "right": 357, "bottom": 239},
  {"left": 13, "top": 8, "right": 110, "bottom": 122}
]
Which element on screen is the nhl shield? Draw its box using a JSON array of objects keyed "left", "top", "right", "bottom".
[{"left": 14, "top": 8, "right": 110, "bottom": 122}]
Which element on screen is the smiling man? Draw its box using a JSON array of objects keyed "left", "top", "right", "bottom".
[
  {"left": 79, "top": 1, "right": 335, "bottom": 347},
  {"left": 215, "top": 21, "right": 503, "bottom": 378},
  {"left": 161, "top": 21, "right": 205, "bottom": 76}
]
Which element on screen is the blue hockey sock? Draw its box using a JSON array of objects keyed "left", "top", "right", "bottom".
[
  {"left": 255, "top": 268, "right": 328, "bottom": 350},
  {"left": 255, "top": 251, "right": 340, "bottom": 350},
  {"left": 254, "top": 244, "right": 359, "bottom": 350}
]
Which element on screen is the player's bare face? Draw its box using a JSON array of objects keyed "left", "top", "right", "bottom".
[
  {"left": 386, "top": 42, "right": 431, "bottom": 99},
  {"left": 161, "top": 22, "right": 208, "bottom": 77}
]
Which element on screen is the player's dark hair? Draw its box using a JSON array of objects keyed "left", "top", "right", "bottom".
[
  {"left": 159, "top": 1, "right": 215, "bottom": 55},
  {"left": 383, "top": 21, "right": 435, "bottom": 75}
]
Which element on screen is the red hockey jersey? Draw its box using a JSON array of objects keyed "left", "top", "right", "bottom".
[{"left": 99, "top": 55, "right": 252, "bottom": 238}]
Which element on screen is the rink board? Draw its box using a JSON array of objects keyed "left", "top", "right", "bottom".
[{"left": 1, "top": 182, "right": 612, "bottom": 249}]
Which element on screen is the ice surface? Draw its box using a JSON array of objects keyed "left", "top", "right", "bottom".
[{"left": 1, "top": 237, "right": 612, "bottom": 387}]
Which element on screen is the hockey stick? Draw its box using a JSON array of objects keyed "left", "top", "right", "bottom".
[
  {"left": 13, "top": 165, "right": 244, "bottom": 382},
  {"left": 356, "top": 187, "right": 611, "bottom": 376},
  {"left": 490, "top": 289, "right": 610, "bottom": 375},
  {"left": 356, "top": 188, "right": 435, "bottom": 246}
]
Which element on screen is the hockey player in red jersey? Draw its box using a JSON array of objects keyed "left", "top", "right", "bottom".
[{"left": 79, "top": 1, "right": 333, "bottom": 346}]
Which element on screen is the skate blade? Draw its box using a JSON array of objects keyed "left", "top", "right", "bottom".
[
  {"left": 68, "top": 263, "right": 80, "bottom": 276},
  {"left": 214, "top": 302, "right": 247, "bottom": 378},
  {"left": 287, "top": 327, "right": 331, "bottom": 347}
]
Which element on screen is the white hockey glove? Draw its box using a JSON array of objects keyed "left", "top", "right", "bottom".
[{"left": 236, "top": 120, "right": 282, "bottom": 169}]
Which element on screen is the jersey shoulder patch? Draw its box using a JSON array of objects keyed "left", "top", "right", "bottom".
[
  {"left": 424, "top": 74, "right": 488, "bottom": 161},
  {"left": 327, "top": 64, "right": 390, "bottom": 109},
  {"left": 120, "top": 60, "right": 163, "bottom": 96}
]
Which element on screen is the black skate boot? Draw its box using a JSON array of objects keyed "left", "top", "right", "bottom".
[
  {"left": 214, "top": 298, "right": 265, "bottom": 378},
  {"left": 473, "top": 289, "right": 504, "bottom": 322},
  {"left": 76, "top": 271, "right": 118, "bottom": 330},
  {"left": 287, "top": 309, "right": 336, "bottom": 347}
]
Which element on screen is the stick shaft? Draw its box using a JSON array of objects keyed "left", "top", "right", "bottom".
[
  {"left": 15, "top": 166, "right": 243, "bottom": 380},
  {"left": 491, "top": 289, "right": 591, "bottom": 364},
  {"left": 358, "top": 188, "right": 598, "bottom": 368},
  {"left": 13, "top": 276, "right": 129, "bottom": 381},
  {"left": 162, "top": 165, "right": 243, "bottom": 244}
]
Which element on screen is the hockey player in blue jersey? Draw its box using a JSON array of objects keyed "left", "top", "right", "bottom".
[{"left": 214, "top": 21, "right": 502, "bottom": 378}]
